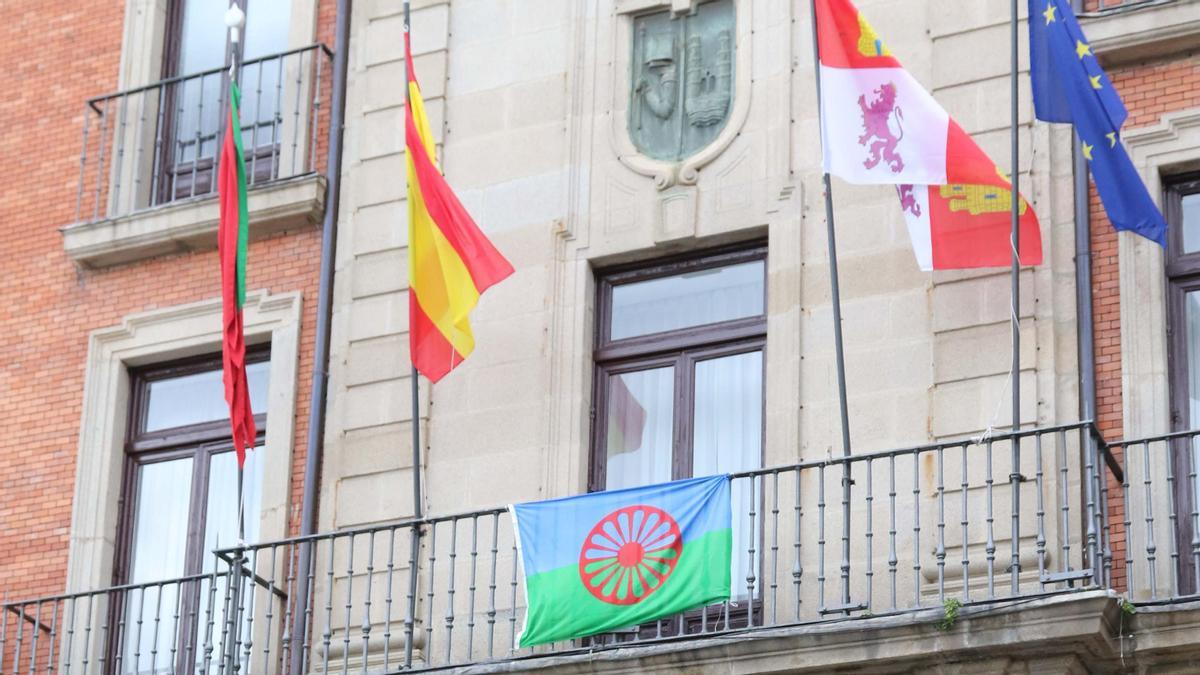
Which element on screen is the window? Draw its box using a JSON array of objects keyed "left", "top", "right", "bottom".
[
  {"left": 1165, "top": 174, "right": 1200, "bottom": 594},
  {"left": 159, "top": 0, "right": 293, "bottom": 201},
  {"left": 114, "top": 350, "right": 270, "bottom": 673},
  {"left": 592, "top": 245, "right": 765, "bottom": 616}
]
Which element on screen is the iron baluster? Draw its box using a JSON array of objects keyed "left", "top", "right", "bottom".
[
  {"left": 1035, "top": 432, "right": 1048, "bottom": 582},
  {"left": 467, "top": 516, "right": 480, "bottom": 658},
  {"left": 961, "top": 443, "right": 971, "bottom": 600},
  {"left": 445, "top": 519, "right": 459, "bottom": 664},
  {"left": 320, "top": 536, "right": 337, "bottom": 672},
  {"left": 1167, "top": 441, "right": 1180, "bottom": 596},
  {"left": 92, "top": 97, "right": 110, "bottom": 220},
  {"left": 1058, "top": 430, "right": 1071, "bottom": 577},
  {"left": 1011, "top": 435, "right": 1022, "bottom": 594},
  {"left": 985, "top": 439, "right": 996, "bottom": 599},
  {"left": 340, "top": 534, "right": 356, "bottom": 674},
  {"left": 771, "top": 472, "right": 780, "bottom": 625},
  {"left": 426, "top": 523, "right": 438, "bottom": 660},
  {"left": 1142, "top": 441, "right": 1158, "bottom": 599},
  {"left": 111, "top": 93, "right": 129, "bottom": 211},
  {"left": 487, "top": 514, "right": 500, "bottom": 659},
  {"left": 75, "top": 105, "right": 91, "bottom": 221},
  {"left": 888, "top": 455, "right": 898, "bottom": 611},
  {"left": 936, "top": 448, "right": 946, "bottom": 603},
  {"left": 1084, "top": 427, "right": 1100, "bottom": 586},
  {"left": 747, "top": 476, "right": 757, "bottom": 626},
  {"left": 817, "top": 465, "right": 826, "bottom": 611},
  {"left": 912, "top": 451, "right": 922, "bottom": 607},
  {"left": 792, "top": 468, "right": 803, "bottom": 621},
  {"left": 865, "top": 458, "right": 874, "bottom": 611},
  {"left": 360, "top": 532, "right": 376, "bottom": 675},
  {"left": 382, "top": 527, "right": 397, "bottom": 673},
  {"left": 150, "top": 85, "right": 167, "bottom": 208},
  {"left": 1189, "top": 433, "right": 1200, "bottom": 592}
]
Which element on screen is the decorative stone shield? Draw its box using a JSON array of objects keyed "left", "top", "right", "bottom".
[{"left": 628, "top": 0, "right": 735, "bottom": 162}]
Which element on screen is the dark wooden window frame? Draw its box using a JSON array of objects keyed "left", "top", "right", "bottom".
[
  {"left": 113, "top": 347, "right": 270, "bottom": 586},
  {"left": 108, "top": 347, "right": 269, "bottom": 672},
  {"left": 1164, "top": 173, "right": 1200, "bottom": 595},
  {"left": 590, "top": 243, "right": 769, "bottom": 492},
  {"left": 157, "top": 0, "right": 280, "bottom": 203},
  {"left": 589, "top": 243, "right": 767, "bottom": 637}
]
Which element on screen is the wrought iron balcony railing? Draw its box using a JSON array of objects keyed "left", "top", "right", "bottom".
[
  {"left": 3, "top": 422, "right": 1198, "bottom": 673},
  {"left": 73, "top": 44, "right": 332, "bottom": 224}
]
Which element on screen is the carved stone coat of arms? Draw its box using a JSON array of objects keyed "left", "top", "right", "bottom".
[{"left": 628, "top": 0, "right": 735, "bottom": 162}]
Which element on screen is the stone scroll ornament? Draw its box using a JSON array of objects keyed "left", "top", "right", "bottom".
[{"left": 628, "top": 1, "right": 734, "bottom": 162}]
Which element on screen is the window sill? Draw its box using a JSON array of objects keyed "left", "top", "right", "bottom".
[
  {"left": 60, "top": 174, "right": 327, "bottom": 269},
  {"left": 1083, "top": 0, "right": 1200, "bottom": 66}
]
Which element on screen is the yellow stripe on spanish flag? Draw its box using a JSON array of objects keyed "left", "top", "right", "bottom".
[{"left": 405, "top": 32, "right": 513, "bottom": 382}]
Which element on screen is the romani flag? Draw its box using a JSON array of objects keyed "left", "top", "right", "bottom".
[
  {"left": 815, "top": 0, "right": 1043, "bottom": 270},
  {"left": 217, "top": 80, "right": 256, "bottom": 467},
  {"left": 405, "top": 33, "right": 513, "bottom": 382},
  {"left": 511, "top": 475, "right": 731, "bottom": 647}
]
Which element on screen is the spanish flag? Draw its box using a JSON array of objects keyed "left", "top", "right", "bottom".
[{"left": 405, "top": 32, "right": 513, "bottom": 382}]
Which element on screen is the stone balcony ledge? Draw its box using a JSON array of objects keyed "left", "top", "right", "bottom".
[
  {"left": 61, "top": 173, "right": 326, "bottom": 269},
  {"left": 456, "top": 592, "right": 1200, "bottom": 674}
]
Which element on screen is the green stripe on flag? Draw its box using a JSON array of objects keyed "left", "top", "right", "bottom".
[
  {"left": 229, "top": 81, "right": 249, "bottom": 309},
  {"left": 519, "top": 528, "right": 731, "bottom": 648}
]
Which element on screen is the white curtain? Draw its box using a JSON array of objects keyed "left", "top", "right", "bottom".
[
  {"left": 606, "top": 368, "right": 675, "bottom": 489},
  {"left": 692, "top": 351, "right": 763, "bottom": 599}
]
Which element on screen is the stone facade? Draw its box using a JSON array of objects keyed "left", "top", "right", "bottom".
[{"left": 1, "top": 0, "right": 1200, "bottom": 672}]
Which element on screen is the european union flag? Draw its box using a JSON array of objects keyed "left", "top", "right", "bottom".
[{"left": 1028, "top": 0, "right": 1167, "bottom": 245}]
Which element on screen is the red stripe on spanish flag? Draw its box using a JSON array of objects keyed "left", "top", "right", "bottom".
[{"left": 405, "top": 31, "right": 513, "bottom": 382}]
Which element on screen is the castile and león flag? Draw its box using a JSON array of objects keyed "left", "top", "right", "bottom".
[{"left": 815, "top": 0, "right": 1043, "bottom": 271}]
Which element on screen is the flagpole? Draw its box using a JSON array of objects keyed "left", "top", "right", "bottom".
[
  {"left": 403, "top": 0, "right": 425, "bottom": 667},
  {"left": 808, "top": 0, "right": 855, "bottom": 612},
  {"left": 224, "top": 4, "right": 246, "bottom": 673},
  {"left": 1008, "top": 0, "right": 1023, "bottom": 592},
  {"left": 402, "top": 0, "right": 423, "bottom": 525}
]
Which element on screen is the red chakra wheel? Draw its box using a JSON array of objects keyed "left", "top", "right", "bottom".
[{"left": 578, "top": 504, "right": 683, "bottom": 605}]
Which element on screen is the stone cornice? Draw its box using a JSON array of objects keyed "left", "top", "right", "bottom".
[{"left": 1084, "top": 0, "right": 1200, "bottom": 67}]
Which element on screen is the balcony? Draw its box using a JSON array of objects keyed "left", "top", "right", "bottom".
[
  {"left": 3, "top": 422, "right": 1199, "bottom": 673},
  {"left": 60, "top": 45, "right": 332, "bottom": 269}
]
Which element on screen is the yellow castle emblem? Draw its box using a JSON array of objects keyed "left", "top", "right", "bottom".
[
  {"left": 939, "top": 184, "right": 1029, "bottom": 216},
  {"left": 856, "top": 13, "right": 891, "bottom": 57}
]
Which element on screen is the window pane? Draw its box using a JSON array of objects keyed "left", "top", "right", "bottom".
[
  {"left": 129, "top": 457, "right": 195, "bottom": 583},
  {"left": 177, "top": 0, "right": 227, "bottom": 75},
  {"left": 1183, "top": 193, "right": 1200, "bottom": 254},
  {"left": 203, "top": 447, "right": 266, "bottom": 556},
  {"left": 1188, "top": 292, "right": 1200, "bottom": 508},
  {"left": 244, "top": 0, "right": 293, "bottom": 60},
  {"left": 609, "top": 260, "right": 764, "bottom": 341},
  {"left": 692, "top": 351, "right": 763, "bottom": 598},
  {"left": 605, "top": 367, "right": 675, "bottom": 489},
  {"left": 199, "top": 448, "right": 264, "bottom": 674},
  {"left": 125, "top": 457, "right": 193, "bottom": 675},
  {"left": 145, "top": 360, "right": 270, "bottom": 432}
]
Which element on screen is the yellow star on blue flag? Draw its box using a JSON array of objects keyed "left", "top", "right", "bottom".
[{"left": 1029, "top": 0, "right": 1166, "bottom": 246}]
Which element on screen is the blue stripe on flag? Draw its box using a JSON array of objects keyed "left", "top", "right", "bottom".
[{"left": 511, "top": 475, "right": 730, "bottom": 578}]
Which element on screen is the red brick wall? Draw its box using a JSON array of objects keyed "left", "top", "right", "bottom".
[
  {"left": 1091, "top": 53, "right": 1200, "bottom": 590},
  {"left": 0, "top": 0, "right": 335, "bottom": 602}
]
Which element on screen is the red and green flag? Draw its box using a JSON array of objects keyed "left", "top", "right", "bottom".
[
  {"left": 511, "top": 475, "right": 731, "bottom": 647},
  {"left": 217, "top": 80, "right": 256, "bottom": 467}
]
